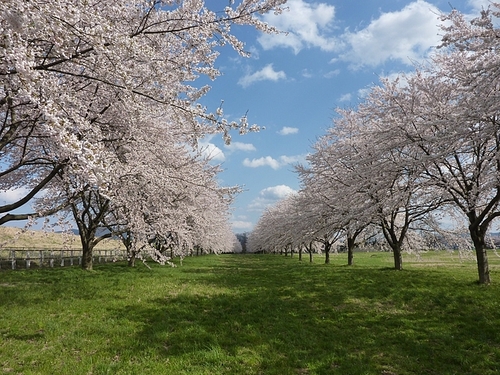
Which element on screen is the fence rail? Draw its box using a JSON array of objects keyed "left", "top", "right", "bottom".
[{"left": 0, "top": 248, "right": 127, "bottom": 270}]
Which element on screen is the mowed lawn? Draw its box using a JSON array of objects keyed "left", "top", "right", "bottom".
[{"left": 1, "top": 251, "right": 500, "bottom": 375}]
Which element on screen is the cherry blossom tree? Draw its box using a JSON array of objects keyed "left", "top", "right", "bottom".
[
  {"left": 248, "top": 191, "right": 339, "bottom": 263},
  {"left": 31, "top": 96, "right": 244, "bottom": 269},
  {"left": 327, "top": 3, "right": 500, "bottom": 282},
  {"left": 426, "top": 5, "right": 500, "bottom": 284},
  {"left": 296, "top": 126, "right": 375, "bottom": 266},
  {"left": 103, "top": 131, "right": 240, "bottom": 268},
  {"left": 0, "top": 0, "right": 286, "bottom": 230},
  {"left": 361, "top": 4, "right": 500, "bottom": 283}
]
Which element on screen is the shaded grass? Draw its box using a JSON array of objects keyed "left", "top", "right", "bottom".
[{"left": 1, "top": 252, "right": 500, "bottom": 374}]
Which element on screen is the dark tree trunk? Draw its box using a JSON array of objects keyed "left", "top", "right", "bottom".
[
  {"left": 298, "top": 247, "right": 302, "bottom": 261},
  {"left": 380, "top": 217, "right": 406, "bottom": 271},
  {"left": 393, "top": 243, "right": 403, "bottom": 271},
  {"left": 469, "top": 225, "right": 490, "bottom": 284},
  {"left": 71, "top": 189, "right": 110, "bottom": 271},
  {"left": 347, "top": 236, "right": 355, "bottom": 266},
  {"left": 308, "top": 241, "right": 314, "bottom": 263},
  {"left": 81, "top": 238, "right": 94, "bottom": 270},
  {"left": 324, "top": 241, "right": 331, "bottom": 264}
]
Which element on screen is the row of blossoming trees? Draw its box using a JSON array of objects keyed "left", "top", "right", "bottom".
[
  {"left": 249, "top": 5, "right": 500, "bottom": 284},
  {"left": 0, "top": 0, "right": 286, "bottom": 269}
]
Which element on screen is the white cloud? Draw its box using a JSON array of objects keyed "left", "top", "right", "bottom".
[
  {"left": 231, "top": 220, "right": 254, "bottom": 230},
  {"left": 278, "top": 155, "right": 305, "bottom": 165},
  {"left": 258, "top": 0, "right": 339, "bottom": 54},
  {"left": 339, "top": 93, "right": 352, "bottom": 102},
  {"left": 278, "top": 126, "right": 299, "bottom": 135},
  {"left": 261, "top": 185, "right": 296, "bottom": 199},
  {"left": 0, "top": 188, "right": 28, "bottom": 204},
  {"left": 242, "top": 154, "right": 307, "bottom": 169},
  {"left": 238, "top": 64, "right": 286, "bottom": 88},
  {"left": 243, "top": 156, "right": 281, "bottom": 169},
  {"left": 248, "top": 185, "right": 297, "bottom": 211},
  {"left": 324, "top": 69, "right": 340, "bottom": 78},
  {"left": 224, "top": 141, "right": 256, "bottom": 152},
  {"left": 198, "top": 141, "right": 225, "bottom": 162},
  {"left": 248, "top": 45, "right": 260, "bottom": 59},
  {"left": 339, "top": 0, "right": 441, "bottom": 68},
  {"left": 302, "top": 69, "right": 313, "bottom": 78}
]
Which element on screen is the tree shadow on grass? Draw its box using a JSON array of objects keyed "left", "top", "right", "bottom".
[{"left": 107, "top": 257, "right": 500, "bottom": 375}]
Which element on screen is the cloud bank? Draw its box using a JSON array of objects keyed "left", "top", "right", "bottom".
[
  {"left": 339, "top": 0, "right": 441, "bottom": 68},
  {"left": 258, "top": 0, "right": 443, "bottom": 68},
  {"left": 258, "top": 0, "right": 338, "bottom": 54}
]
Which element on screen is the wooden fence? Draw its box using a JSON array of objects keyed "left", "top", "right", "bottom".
[{"left": 0, "top": 248, "right": 127, "bottom": 270}]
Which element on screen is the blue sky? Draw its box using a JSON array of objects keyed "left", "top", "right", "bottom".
[
  {"left": 198, "top": 0, "right": 490, "bottom": 233},
  {"left": 0, "top": 0, "right": 490, "bottom": 232}
]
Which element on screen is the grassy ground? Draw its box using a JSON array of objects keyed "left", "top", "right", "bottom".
[{"left": 1, "top": 251, "right": 500, "bottom": 375}]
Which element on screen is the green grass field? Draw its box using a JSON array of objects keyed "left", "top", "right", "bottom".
[{"left": 1, "top": 251, "right": 500, "bottom": 374}]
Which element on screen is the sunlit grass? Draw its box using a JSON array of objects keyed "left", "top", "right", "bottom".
[{"left": 1, "top": 252, "right": 500, "bottom": 374}]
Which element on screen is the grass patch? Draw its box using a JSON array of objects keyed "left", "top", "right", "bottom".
[{"left": 1, "top": 252, "right": 500, "bottom": 374}]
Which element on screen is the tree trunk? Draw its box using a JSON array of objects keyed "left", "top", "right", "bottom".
[
  {"left": 392, "top": 243, "right": 403, "bottom": 271},
  {"left": 309, "top": 251, "right": 313, "bottom": 263},
  {"left": 470, "top": 227, "right": 491, "bottom": 284},
  {"left": 298, "top": 247, "right": 302, "bottom": 261},
  {"left": 380, "top": 218, "right": 404, "bottom": 271},
  {"left": 128, "top": 249, "right": 137, "bottom": 267},
  {"left": 324, "top": 242, "right": 331, "bottom": 264},
  {"left": 347, "top": 236, "right": 355, "bottom": 266},
  {"left": 81, "top": 240, "right": 94, "bottom": 270}
]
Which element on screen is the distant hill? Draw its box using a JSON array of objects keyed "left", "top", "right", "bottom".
[{"left": 0, "top": 226, "right": 124, "bottom": 250}]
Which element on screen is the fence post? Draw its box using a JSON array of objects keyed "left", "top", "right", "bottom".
[
  {"left": 60, "top": 250, "right": 64, "bottom": 267},
  {"left": 49, "top": 251, "right": 54, "bottom": 268},
  {"left": 70, "top": 250, "right": 74, "bottom": 266},
  {"left": 39, "top": 250, "right": 44, "bottom": 268},
  {"left": 11, "top": 250, "right": 16, "bottom": 270},
  {"left": 26, "top": 251, "right": 30, "bottom": 269}
]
